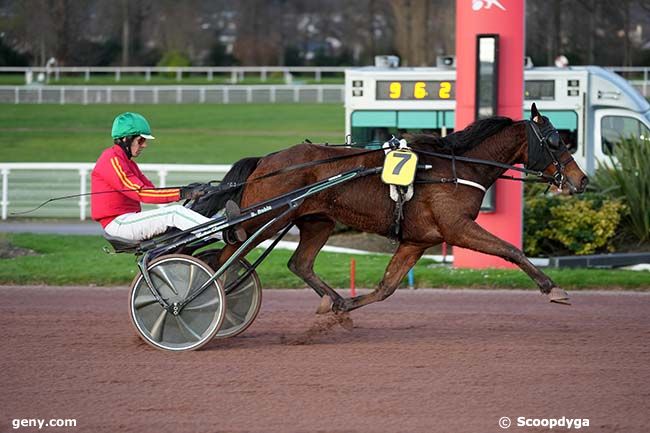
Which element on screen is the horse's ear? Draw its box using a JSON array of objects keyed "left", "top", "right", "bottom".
[{"left": 530, "top": 103, "right": 542, "bottom": 123}]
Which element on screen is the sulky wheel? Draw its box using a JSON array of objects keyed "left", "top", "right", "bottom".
[
  {"left": 129, "top": 254, "right": 226, "bottom": 352},
  {"left": 195, "top": 249, "right": 262, "bottom": 339}
]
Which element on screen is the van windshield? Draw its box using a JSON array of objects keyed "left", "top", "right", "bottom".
[{"left": 601, "top": 115, "right": 650, "bottom": 155}]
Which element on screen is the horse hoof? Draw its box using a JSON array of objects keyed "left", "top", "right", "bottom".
[
  {"left": 316, "top": 296, "right": 333, "bottom": 314},
  {"left": 548, "top": 287, "right": 571, "bottom": 305},
  {"left": 335, "top": 312, "right": 354, "bottom": 331}
]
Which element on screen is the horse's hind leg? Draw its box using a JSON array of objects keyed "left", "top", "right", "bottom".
[
  {"left": 288, "top": 216, "right": 344, "bottom": 313},
  {"left": 445, "top": 218, "right": 569, "bottom": 304},
  {"left": 337, "top": 242, "right": 426, "bottom": 312}
]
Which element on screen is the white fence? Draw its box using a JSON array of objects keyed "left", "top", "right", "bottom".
[
  {"left": 0, "top": 66, "right": 346, "bottom": 84},
  {"left": 0, "top": 84, "right": 345, "bottom": 104},
  {"left": 0, "top": 163, "right": 232, "bottom": 220},
  {"left": 2, "top": 65, "right": 647, "bottom": 86}
]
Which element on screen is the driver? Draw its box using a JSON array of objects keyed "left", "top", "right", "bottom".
[{"left": 91, "top": 112, "right": 217, "bottom": 242}]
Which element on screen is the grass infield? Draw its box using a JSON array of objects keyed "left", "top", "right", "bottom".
[
  {"left": 0, "top": 104, "right": 345, "bottom": 163},
  {"left": 0, "top": 233, "right": 648, "bottom": 289}
]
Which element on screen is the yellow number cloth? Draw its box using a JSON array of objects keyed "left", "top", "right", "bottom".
[{"left": 381, "top": 149, "right": 418, "bottom": 186}]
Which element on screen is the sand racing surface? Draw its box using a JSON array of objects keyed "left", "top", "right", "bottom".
[{"left": 2, "top": 286, "right": 649, "bottom": 433}]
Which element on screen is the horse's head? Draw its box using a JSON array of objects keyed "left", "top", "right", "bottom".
[{"left": 524, "top": 103, "right": 588, "bottom": 194}]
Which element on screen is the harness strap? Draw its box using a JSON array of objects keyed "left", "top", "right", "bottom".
[
  {"left": 415, "top": 177, "right": 486, "bottom": 192},
  {"left": 412, "top": 148, "right": 555, "bottom": 182},
  {"left": 207, "top": 148, "right": 385, "bottom": 195},
  {"left": 252, "top": 148, "right": 384, "bottom": 183},
  {"left": 498, "top": 174, "right": 548, "bottom": 183},
  {"left": 456, "top": 179, "right": 486, "bottom": 192},
  {"left": 450, "top": 147, "right": 458, "bottom": 191},
  {"left": 389, "top": 186, "right": 407, "bottom": 241},
  {"left": 204, "top": 142, "right": 557, "bottom": 199}
]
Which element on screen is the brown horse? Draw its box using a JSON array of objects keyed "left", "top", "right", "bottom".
[{"left": 199, "top": 104, "right": 588, "bottom": 313}]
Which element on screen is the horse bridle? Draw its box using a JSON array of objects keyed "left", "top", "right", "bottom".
[{"left": 525, "top": 118, "right": 577, "bottom": 191}]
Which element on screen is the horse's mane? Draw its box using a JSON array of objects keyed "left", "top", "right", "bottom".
[
  {"left": 190, "top": 156, "right": 262, "bottom": 217},
  {"left": 406, "top": 116, "right": 513, "bottom": 154}
]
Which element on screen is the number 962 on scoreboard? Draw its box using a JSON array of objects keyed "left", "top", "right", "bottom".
[{"left": 376, "top": 80, "right": 455, "bottom": 101}]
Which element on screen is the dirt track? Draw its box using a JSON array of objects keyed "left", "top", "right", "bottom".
[{"left": 2, "top": 286, "right": 649, "bottom": 433}]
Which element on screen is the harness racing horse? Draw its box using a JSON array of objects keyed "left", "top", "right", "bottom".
[{"left": 199, "top": 104, "right": 588, "bottom": 314}]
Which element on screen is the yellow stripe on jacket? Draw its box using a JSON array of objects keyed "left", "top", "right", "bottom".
[{"left": 110, "top": 157, "right": 179, "bottom": 198}]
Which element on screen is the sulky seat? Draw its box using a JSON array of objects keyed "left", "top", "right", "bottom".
[{"left": 102, "top": 233, "right": 141, "bottom": 253}]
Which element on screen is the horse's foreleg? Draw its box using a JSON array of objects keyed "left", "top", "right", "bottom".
[
  {"left": 288, "top": 217, "right": 344, "bottom": 312},
  {"left": 445, "top": 219, "right": 569, "bottom": 304},
  {"left": 336, "top": 242, "right": 426, "bottom": 312}
]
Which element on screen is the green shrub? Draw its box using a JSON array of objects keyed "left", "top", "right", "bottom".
[
  {"left": 157, "top": 51, "right": 191, "bottom": 78},
  {"left": 593, "top": 136, "right": 650, "bottom": 244},
  {"left": 540, "top": 199, "right": 624, "bottom": 255},
  {"left": 524, "top": 185, "right": 625, "bottom": 256},
  {"left": 157, "top": 51, "right": 191, "bottom": 67},
  {"left": 524, "top": 185, "right": 561, "bottom": 256}
]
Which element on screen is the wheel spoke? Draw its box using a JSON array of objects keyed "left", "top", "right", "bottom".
[
  {"left": 175, "top": 316, "right": 201, "bottom": 341},
  {"left": 184, "top": 295, "right": 220, "bottom": 311},
  {"left": 225, "top": 308, "right": 246, "bottom": 325},
  {"left": 152, "top": 266, "right": 178, "bottom": 295},
  {"left": 150, "top": 309, "right": 168, "bottom": 342},
  {"left": 227, "top": 279, "right": 254, "bottom": 298},
  {"left": 220, "top": 270, "right": 231, "bottom": 287},
  {"left": 182, "top": 264, "right": 197, "bottom": 299},
  {"left": 133, "top": 294, "right": 159, "bottom": 309},
  {"left": 215, "top": 261, "right": 260, "bottom": 338}
]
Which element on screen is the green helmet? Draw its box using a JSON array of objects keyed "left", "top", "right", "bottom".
[{"left": 111, "top": 112, "right": 155, "bottom": 140}]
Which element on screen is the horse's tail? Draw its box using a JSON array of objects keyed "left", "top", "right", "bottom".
[{"left": 192, "top": 157, "right": 262, "bottom": 217}]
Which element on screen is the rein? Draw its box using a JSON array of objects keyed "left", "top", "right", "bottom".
[
  {"left": 200, "top": 147, "right": 386, "bottom": 199},
  {"left": 202, "top": 136, "right": 560, "bottom": 201},
  {"left": 410, "top": 147, "right": 556, "bottom": 182},
  {"left": 10, "top": 185, "right": 189, "bottom": 216},
  {"left": 243, "top": 148, "right": 384, "bottom": 184},
  {"left": 389, "top": 147, "right": 553, "bottom": 193},
  {"left": 22, "top": 123, "right": 566, "bottom": 215}
]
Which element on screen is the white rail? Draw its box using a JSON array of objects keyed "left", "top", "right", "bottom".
[
  {"left": 0, "top": 66, "right": 346, "bottom": 84},
  {"left": 0, "top": 84, "right": 345, "bottom": 104},
  {"left": 0, "top": 163, "right": 232, "bottom": 220},
  {"left": 2, "top": 65, "right": 645, "bottom": 89}
]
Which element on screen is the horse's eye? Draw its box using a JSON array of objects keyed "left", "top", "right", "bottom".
[{"left": 547, "top": 131, "right": 560, "bottom": 149}]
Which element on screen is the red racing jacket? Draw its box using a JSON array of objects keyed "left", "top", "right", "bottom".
[{"left": 91, "top": 145, "right": 180, "bottom": 227}]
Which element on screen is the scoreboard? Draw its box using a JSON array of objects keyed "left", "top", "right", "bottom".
[
  {"left": 345, "top": 66, "right": 585, "bottom": 160},
  {"left": 375, "top": 80, "right": 455, "bottom": 100}
]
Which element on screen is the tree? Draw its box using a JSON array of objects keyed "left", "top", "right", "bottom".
[
  {"left": 0, "top": 35, "right": 31, "bottom": 66},
  {"left": 232, "top": 1, "right": 283, "bottom": 65},
  {"left": 387, "top": 0, "right": 454, "bottom": 66}
]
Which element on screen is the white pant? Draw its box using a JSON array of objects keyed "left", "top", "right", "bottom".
[{"left": 104, "top": 205, "right": 215, "bottom": 241}]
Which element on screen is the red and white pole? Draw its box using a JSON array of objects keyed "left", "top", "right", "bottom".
[{"left": 350, "top": 258, "right": 356, "bottom": 297}]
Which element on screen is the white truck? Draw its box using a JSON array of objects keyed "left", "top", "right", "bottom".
[{"left": 345, "top": 65, "right": 650, "bottom": 174}]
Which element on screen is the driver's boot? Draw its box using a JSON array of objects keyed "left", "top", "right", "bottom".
[{"left": 224, "top": 200, "right": 247, "bottom": 244}]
